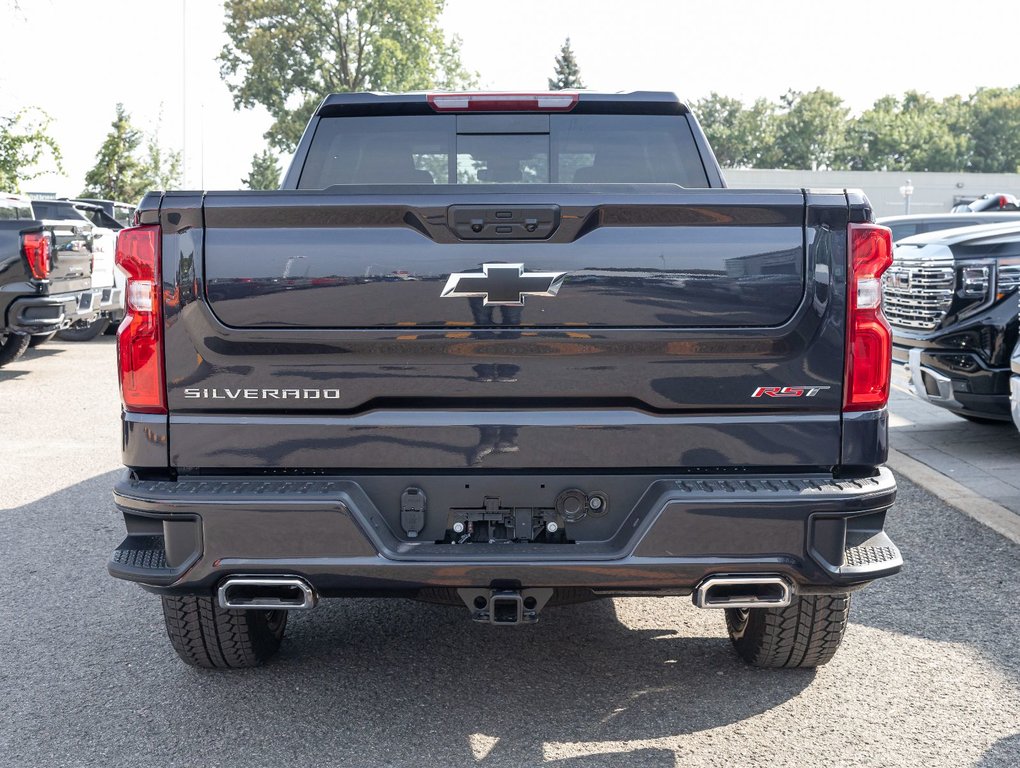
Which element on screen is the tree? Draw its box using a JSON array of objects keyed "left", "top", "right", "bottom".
[
  {"left": 81, "top": 104, "right": 146, "bottom": 201},
  {"left": 845, "top": 92, "right": 969, "bottom": 172},
  {"left": 964, "top": 86, "right": 1020, "bottom": 173},
  {"left": 773, "top": 88, "right": 850, "bottom": 171},
  {"left": 692, "top": 93, "right": 778, "bottom": 168},
  {"left": 141, "top": 110, "right": 182, "bottom": 191},
  {"left": 548, "top": 38, "right": 584, "bottom": 90},
  {"left": 81, "top": 104, "right": 181, "bottom": 201},
  {"left": 0, "top": 108, "right": 63, "bottom": 192},
  {"left": 243, "top": 150, "right": 281, "bottom": 189},
  {"left": 219, "top": 0, "right": 477, "bottom": 152}
]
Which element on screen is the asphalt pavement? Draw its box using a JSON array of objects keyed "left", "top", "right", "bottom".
[{"left": 1, "top": 339, "right": 1018, "bottom": 767}]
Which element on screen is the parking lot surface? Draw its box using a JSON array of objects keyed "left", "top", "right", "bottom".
[
  {"left": 890, "top": 371, "right": 1020, "bottom": 521},
  {"left": 1, "top": 340, "right": 1018, "bottom": 767}
]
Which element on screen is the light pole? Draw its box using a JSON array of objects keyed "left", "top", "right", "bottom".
[{"left": 900, "top": 179, "right": 914, "bottom": 215}]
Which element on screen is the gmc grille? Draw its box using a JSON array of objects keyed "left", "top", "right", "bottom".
[{"left": 882, "top": 253, "right": 955, "bottom": 330}]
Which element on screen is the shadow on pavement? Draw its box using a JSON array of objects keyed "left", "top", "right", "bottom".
[
  {"left": 0, "top": 367, "right": 30, "bottom": 382},
  {"left": 1, "top": 470, "right": 813, "bottom": 767},
  {"left": 978, "top": 733, "right": 1020, "bottom": 767}
]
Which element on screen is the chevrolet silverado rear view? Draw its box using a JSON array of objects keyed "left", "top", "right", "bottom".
[{"left": 108, "top": 91, "right": 900, "bottom": 670}]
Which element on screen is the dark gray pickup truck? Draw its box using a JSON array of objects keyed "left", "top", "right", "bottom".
[{"left": 108, "top": 91, "right": 901, "bottom": 669}]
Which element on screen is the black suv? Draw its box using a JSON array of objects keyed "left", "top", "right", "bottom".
[{"left": 886, "top": 221, "right": 1020, "bottom": 422}]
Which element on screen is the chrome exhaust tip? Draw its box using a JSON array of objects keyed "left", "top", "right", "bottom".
[
  {"left": 217, "top": 576, "right": 317, "bottom": 610},
  {"left": 693, "top": 575, "right": 793, "bottom": 610}
]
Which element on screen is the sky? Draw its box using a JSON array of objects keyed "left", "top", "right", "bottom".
[{"left": 1, "top": 0, "right": 1018, "bottom": 195}]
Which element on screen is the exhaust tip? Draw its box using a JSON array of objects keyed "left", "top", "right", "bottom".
[
  {"left": 218, "top": 576, "right": 317, "bottom": 611},
  {"left": 693, "top": 575, "right": 792, "bottom": 610}
]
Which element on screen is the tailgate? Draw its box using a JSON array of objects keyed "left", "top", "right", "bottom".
[
  {"left": 161, "top": 189, "right": 849, "bottom": 471},
  {"left": 44, "top": 220, "right": 92, "bottom": 292}
]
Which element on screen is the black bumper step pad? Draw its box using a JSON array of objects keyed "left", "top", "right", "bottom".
[{"left": 109, "top": 535, "right": 179, "bottom": 586}]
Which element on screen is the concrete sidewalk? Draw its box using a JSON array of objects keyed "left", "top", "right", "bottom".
[{"left": 888, "top": 367, "right": 1020, "bottom": 541}]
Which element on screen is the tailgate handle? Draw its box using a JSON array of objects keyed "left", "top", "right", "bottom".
[{"left": 448, "top": 205, "right": 560, "bottom": 240}]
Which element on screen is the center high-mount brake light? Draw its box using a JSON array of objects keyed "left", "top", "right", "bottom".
[
  {"left": 116, "top": 224, "right": 165, "bottom": 414},
  {"left": 22, "top": 230, "right": 50, "bottom": 280},
  {"left": 844, "top": 223, "right": 893, "bottom": 412},
  {"left": 427, "top": 92, "right": 579, "bottom": 112}
]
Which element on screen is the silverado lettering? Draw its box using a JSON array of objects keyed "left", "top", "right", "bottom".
[{"left": 183, "top": 388, "right": 341, "bottom": 400}]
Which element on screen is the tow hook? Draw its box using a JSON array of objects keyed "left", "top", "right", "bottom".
[{"left": 457, "top": 587, "right": 554, "bottom": 625}]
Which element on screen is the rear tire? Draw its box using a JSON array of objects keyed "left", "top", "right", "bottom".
[
  {"left": 725, "top": 593, "right": 851, "bottom": 668},
  {"left": 57, "top": 317, "right": 110, "bottom": 342},
  {"left": 161, "top": 595, "right": 288, "bottom": 669},
  {"left": 0, "top": 333, "right": 30, "bottom": 367},
  {"left": 28, "top": 332, "right": 56, "bottom": 347}
]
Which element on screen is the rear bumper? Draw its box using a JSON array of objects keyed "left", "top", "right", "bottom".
[
  {"left": 109, "top": 468, "right": 901, "bottom": 597},
  {"left": 6, "top": 288, "right": 109, "bottom": 334}
]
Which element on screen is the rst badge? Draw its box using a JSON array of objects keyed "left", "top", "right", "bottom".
[{"left": 752, "top": 386, "right": 831, "bottom": 398}]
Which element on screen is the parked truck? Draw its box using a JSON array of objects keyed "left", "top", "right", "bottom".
[
  {"left": 886, "top": 221, "right": 1020, "bottom": 423},
  {"left": 0, "top": 194, "right": 99, "bottom": 365},
  {"left": 107, "top": 91, "right": 901, "bottom": 670}
]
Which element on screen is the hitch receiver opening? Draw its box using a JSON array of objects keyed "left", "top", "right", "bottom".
[{"left": 457, "top": 587, "right": 554, "bottom": 625}]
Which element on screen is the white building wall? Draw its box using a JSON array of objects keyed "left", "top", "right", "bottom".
[{"left": 725, "top": 169, "right": 1020, "bottom": 218}]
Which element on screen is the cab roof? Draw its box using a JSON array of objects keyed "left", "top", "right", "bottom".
[{"left": 315, "top": 91, "right": 690, "bottom": 117}]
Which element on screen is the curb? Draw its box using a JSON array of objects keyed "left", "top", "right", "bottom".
[{"left": 886, "top": 448, "right": 1020, "bottom": 546}]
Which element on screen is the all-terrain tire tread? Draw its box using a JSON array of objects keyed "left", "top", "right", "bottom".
[
  {"left": 725, "top": 593, "right": 851, "bottom": 668},
  {"left": 0, "top": 334, "right": 30, "bottom": 367},
  {"left": 161, "top": 595, "right": 285, "bottom": 669}
]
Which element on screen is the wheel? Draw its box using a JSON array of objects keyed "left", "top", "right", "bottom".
[
  {"left": 161, "top": 595, "right": 288, "bottom": 669},
  {"left": 725, "top": 593, "right": 851, "bottom": 668},
  {"left": 957, "top": 413, "right": 1011, "bottom": 426},
  {"left": 28, "top": 332, "right": 56, "bottom": 347},
  {"left": 0, "top": 333, "right": 31, "bottom": 367},
  {"left": 57, "top": 317, "right": 110, "bottom": 342}
]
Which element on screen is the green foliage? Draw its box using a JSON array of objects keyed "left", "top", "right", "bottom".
[
  {"left": 0, "top": 108, "right": 63, "bottom": 192},
  {"left": 694, "top": 86, "right": 1020, "bottom": 173},
  {"left": 965, "top": 87, "right": 1020, "bottom": 173},
  {"left": 242, "top": 149, "right": 281, "bottom": 189},
  {"left": 548, "top": 38, "right": 584, "bottom": 90},
  {"left": 142, "top": 111, "right": 182, "bottom": 191},
  {"left": 80, "top": 104, "right": 146, "bottom": 201},
  {"left": 219, "top": 0, "right": 477, "bottom": 152},
  {"left": 693, "top": 93, "right": 779, "bottom": 168},
  {"left": 81, "top": 104, "right": 181, "bottom": 202},
  {"left": 846, "top": 92, "right": 970, "bottom": 171},
  {"left": 772, "top": 89, "right": 849, "bottom": 171}
]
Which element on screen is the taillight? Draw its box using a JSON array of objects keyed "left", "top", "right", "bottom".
[
  {"left": 844, "top": 223, "right": 893, "bottom": 412},
  {"left": 21, "top": 230, "right": 50, "bottom": 279},
  {"left": 116, "top": 224, "right": 165, "bottom": 414},
  {"left": 427, "top": 92, "right": 578, "bottom": 112}
]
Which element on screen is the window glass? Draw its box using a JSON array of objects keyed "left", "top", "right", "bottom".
[
  {"left": 553, "top": 114, "right": 708, "bottom": 186},
  {"left": 456, "top": 134, "right": 549, "bottom": 183},
  {"left": 113, "top": 205, "right": 135, "bottom": 227},
  {"left": 298, "top": 113, "right": 710, "bottom": 188},
  {"left": 0, "top": 199, "right": 33, "bottom": 220},
  {"left": 889, "top": 224, "right": 918, "bottom": 242},
  {"left": 31, "top": 202, "right": 89, "bottom": 222}
]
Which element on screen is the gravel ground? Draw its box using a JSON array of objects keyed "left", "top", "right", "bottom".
[{"left": 1, "top": 339, "right": 1018, "bottom": 767}]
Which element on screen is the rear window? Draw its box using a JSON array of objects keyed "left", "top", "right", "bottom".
[
  {"left": 297, "top": 114, "right": 710, "bottom": 188},
  {"left": 31, "top": 201, "right": 89, "bottom": 222},
  {"left": 0, "top": 199, "right": 33, "bottom": 220}
]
